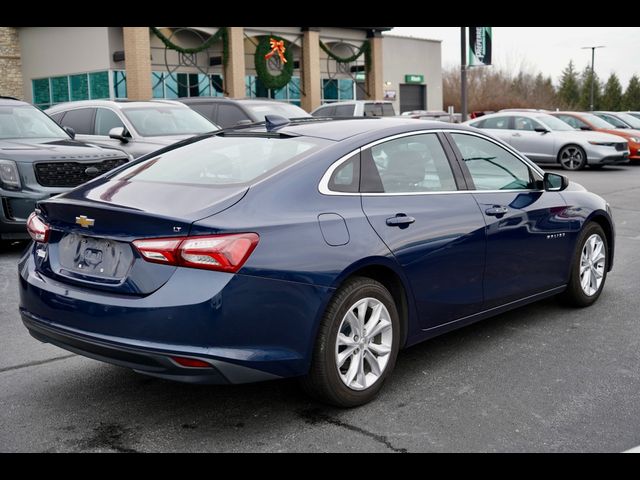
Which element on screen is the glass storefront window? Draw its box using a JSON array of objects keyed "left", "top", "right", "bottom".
[
  {"left": 113, "top": 71, "right": 127, "bottom": 99},
  {"left": 70, "top": 74, "right": 89, "bottom": 101},
  {"left": 245, "top": 75, "right": 301, "bottom": 105},
  {"left": 89, "top": 71, "right": 109, "bottom": 99},
  {"left": 151, "top": 71, "right": 224, "bottom": 99},
  {"left": 32, "top": 79, "right": 51, "bottom": 109},
  {"left": 50, "top": 76, "right": 69, "bottom": 104},
  {"left": 321, "top": 78, "right": 356, "bottom": 103}
]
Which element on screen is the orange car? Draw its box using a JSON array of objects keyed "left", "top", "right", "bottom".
[{"left": 552, "top": 111, "right": 640, "bottom": 162}]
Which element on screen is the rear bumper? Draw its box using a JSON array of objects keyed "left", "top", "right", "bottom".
[
  {"left": 22, "top": 310, "right": 274, "bottom": 384},
  {"left": 18, "top": 248, "right": 332, "bottom": 383}
]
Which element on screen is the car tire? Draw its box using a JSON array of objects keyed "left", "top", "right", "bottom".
[
  {"left": 300, "top": 276, "right": 401, "bottom": 407},
  {"left": 560, "top": 222, "right": 608, "bottom": 307},
  {"left": 558, "top": 145, "right": 587, "bottom": 171}
]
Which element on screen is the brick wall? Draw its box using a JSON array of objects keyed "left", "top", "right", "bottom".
[{"left": 0, "top": 27, "right": 23, "bottom": 99}]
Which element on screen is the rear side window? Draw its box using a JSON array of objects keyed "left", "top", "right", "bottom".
[
  {"left": 333, "top": 105, "right": 354, "bottom": 117},
  {"left": 328, "top": 153, "right": 360, "bottom": 193},
  {"left": 217, "top": 104, "right": 249, "bottom": 128},
  {"left": 481, "top": 116, "right": 510, "bottom": 129},
  {"left": 112, "top": 136, "right": 326, "bottom": 186},
  {"left": 313, "top": 105, "right": 335, "bottom": 117},
  {"left": 362, "top": 133, "right": 457, "bottom": 193},
  {"left": 95, "top": 108, "right": 124, "bottom": 136},
  {"left": 59, "top": 108, "right": 95, "bottom": 135}
]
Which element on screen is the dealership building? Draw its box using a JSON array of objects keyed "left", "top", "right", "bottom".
[{"left": 0, "top": 27, "right": 442, "bottom": 114}]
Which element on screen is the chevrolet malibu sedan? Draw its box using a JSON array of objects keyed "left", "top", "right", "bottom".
[
  {"left": 465, "top": 111, "right": 629, "bottom": 170},
  {"left": 19, "top": 117, "right": 614, "bottom": 407}
]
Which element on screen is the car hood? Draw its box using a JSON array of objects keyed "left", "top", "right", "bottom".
[{"left": 0, "top": 138, "right": 127, "bottom": 162}]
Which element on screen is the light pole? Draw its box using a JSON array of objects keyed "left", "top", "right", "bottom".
[
  {"left": 581, "top": 45, "right": 605, "bottom": 111},
  {"left": 461, "top": 27, "right": 468, "bottom": 122}
]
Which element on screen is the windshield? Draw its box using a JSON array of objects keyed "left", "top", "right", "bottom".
[
  {"left": 580, "top": 113, "right": 620, "bottom": 129},
  {"left": 0, "top": 105, "right": 69, "bottom": 140},
  {"left": 595, "top": 113, "right": 628, "bottom": 128},
  {"left": 244, "top": 103, "right": 309, "bottom": 121},
  {"left": 535, "top": 115, "right": 573, "bottom": 131},
  {"left": 615, "top": 112, "right": 640, "bottom": 129},
  {"left": 111, "top": 135, "right": 326, "bottom": 186},
  {"left": 122, "top": 106, "right": 218, "bottom": 137}
]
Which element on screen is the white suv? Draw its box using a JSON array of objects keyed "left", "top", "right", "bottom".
[{"left": 311, "top": 100, "right": 396, "bottom": 118}]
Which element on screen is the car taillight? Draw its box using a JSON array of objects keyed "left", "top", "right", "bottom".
[
  {"left": 26, "top": 212, "right": 50, "bottom": 243},
  {"left": 133, "top": 233, "right": 259, "bottom": 273}
]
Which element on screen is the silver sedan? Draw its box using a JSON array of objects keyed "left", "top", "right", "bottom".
[{"left": 464, "top": 112, "right": 629, "bottom": 170}]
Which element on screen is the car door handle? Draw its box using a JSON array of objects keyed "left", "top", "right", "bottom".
[
  {"left": 386, "top": 214, "right": 416, "bottom": 228},
  {"left": 512, "top": 133, "right": 522, "bottom": 137},
  {"left": 485, "top": 206, "right": 509, "bottom": 216}
]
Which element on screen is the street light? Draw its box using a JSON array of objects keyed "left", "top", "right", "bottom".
[{"left": 581, "top": 45, "right": 605, "bottom": 111}]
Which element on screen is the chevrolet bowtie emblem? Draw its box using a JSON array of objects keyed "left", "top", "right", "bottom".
[{"left": 75, "top": 215, "right": 95, "bottom": 228}]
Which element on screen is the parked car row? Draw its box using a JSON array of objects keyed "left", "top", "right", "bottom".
[{"left": 464, "top": 110, "right": 637, "bottom": 170}]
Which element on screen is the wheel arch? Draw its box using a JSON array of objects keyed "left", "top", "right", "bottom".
[
  {"left": 586, "top": 212, "right": 615, "bottom": 272},
  {"left": 330, "top": 257, "right": 415, "bottom": 349},
  {"left": 556, "top": 143, "right": 587, "bottom": 164}
]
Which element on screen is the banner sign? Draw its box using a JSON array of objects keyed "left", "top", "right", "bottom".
[{"left": 469, "top": 27, "right": 492, "bottom": 66}]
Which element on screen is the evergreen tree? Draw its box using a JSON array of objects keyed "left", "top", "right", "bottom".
[
  {"left": 624, "top": 74, "right": 640, "bottom": 110},
  {"left": 579, "top": 65, "right": 601, "bottom": 111},
  {"left": 557, "top": 60, "right": 580, "bottom": 108},
  {"left": 601, "top": 73, "right": 624, "bottom": 110}
]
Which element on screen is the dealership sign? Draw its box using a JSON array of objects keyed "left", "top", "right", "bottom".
[{"left": 469, "top": 27, "right": 492, "bottom": 66}]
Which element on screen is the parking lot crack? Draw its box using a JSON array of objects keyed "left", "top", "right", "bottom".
[
  {"left": 0, "top": 354, "right": 76, "bottom": 374},
  {"left": 299, "top": 408, "right": 407, "bottom": 453}
]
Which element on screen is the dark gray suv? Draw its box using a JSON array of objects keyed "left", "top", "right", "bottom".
[{"left": 0, "top": 97, "right": 130, "bottom": 243}]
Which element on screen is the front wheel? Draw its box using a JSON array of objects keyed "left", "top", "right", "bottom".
[
  {"left": 560, "top": 222, "right": 608, "bottom": 307},
  {"left": 300, "top": 277, "right": 400, "bottom": 407},
  {"left": 558, "top": 145, "right": 587, "bottom": 171}
]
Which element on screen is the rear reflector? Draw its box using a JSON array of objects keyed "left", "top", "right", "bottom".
[
  {"left": 133, "top": 233, "right": 259, "bottom": 273},
  {"left": 26, "top": 212, "right": 50, "bottom": 243},
  {"left": 170, "top": 356, "right": 213, "bottom": 368}
]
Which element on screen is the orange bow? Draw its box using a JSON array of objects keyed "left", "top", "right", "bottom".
[{"left": 264, "top": 38, "right": 287, "bottom": 64}]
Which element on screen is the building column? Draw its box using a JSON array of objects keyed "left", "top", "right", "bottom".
[
  {"left": 224, "top": 27, "right": 245, "bottom": 98},
  {"left": 123, "top": 27, "right": 152, "bottom": 100},
  {"left": 301, "top": 28, "right": 321, "bottom": 112},
  {"left": 366, "top": 31, "right": 384, "bottom": 101},
  {"left": 0, "top": 27, "right": 23, "bottom": 99}
]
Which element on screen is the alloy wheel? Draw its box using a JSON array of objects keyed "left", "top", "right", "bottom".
[
  {"left": 335, "top": 297, "right": 393, "bottom": 391},
  {"left": 559, "top": 146, "right": 585, "bottom": 170},
  {"left": 579, "top": 233, "right": 606, "bottom": 296}
]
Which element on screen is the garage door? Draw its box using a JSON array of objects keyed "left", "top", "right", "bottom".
[{"left": 400, "top": 84, "right": 426, "bottom": 114}]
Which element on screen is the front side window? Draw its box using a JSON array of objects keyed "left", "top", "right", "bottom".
[
  {"left": 122, "top": 106, "right": 217, "bottom": 136},
  {"left": 59, "top": 108, "right": 95, "bottom": 135},
  {"left": 111, "top": 136, "right": 326, "bottom": 186},
  {"left": 555, "top": 115, "right": 586, "bottom": 129},
  {"left": 362, "top": 133, "right": 457, "bottom": 193},
  {"left": 95, "top": 108, "right": 124, "bottom": 136},
  {"left": 514, "top": 116, "right": 543, "bottom": 131},
  {"left": 594, "top": 113, "right": 628, "bottom": 128},
  {"left": 450, "top": 133, "right": 534, "bottom": 191}
]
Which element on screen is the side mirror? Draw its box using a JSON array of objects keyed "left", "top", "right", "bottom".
[
  {"left": 109, "top": 127, "right": 130, "bottom": 143},
  {"left": 579, "top": 126, "right": 593, "bottom": 131},
  {"left": 544, "top": 172, "right": 569, "bottom": 191},
  {"left": 534, "top": 127, "right": 550, "bottom": 134},
  {"left": 63, "top": 126, "right": 76, "bottom": 139}
]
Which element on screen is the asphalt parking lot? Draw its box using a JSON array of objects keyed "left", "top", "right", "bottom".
[{"left": 1, "top": 164, "right": 639, "bottom": 453}]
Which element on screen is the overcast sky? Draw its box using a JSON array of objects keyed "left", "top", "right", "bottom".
[{"left": 389, "top": 27, "right": 640, "bottom": 88}]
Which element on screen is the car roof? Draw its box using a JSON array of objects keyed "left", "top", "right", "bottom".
[
  {"left": 235, "top": 117, "right": 473, "bottom": 141},
  {"left": 178, "top": 97, "right": 296, "bottom": 105},
  {"left": 0, "top": 96, "right": 31, "bottom": 107},
  {"left": 46, "top": 99, "right": 186, "bottom": 112}
]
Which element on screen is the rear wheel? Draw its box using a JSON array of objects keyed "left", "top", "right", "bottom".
[
  {"left": 300, "top": 277, "right": 400, "bottom": 407},
  {"left": 560, "top": 222, "right": 608, "bottom": 307},
  {"left": 558, "top": 145, "right": 587, "bottom": 171}
]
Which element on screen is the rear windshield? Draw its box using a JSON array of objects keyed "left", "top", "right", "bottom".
[
  {"left": 111, "top": 135, "right": 327, "bottom": 186},
  {"left": 122, "top": 106, "right": 217, "bottom": 137},
  {"left": 363, "top": 103, "right": 396, "bottom": 117}
]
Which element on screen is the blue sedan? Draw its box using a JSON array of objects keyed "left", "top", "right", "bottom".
[{"left": 18, "top": 117, "right": 614, "bottom": 407}]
